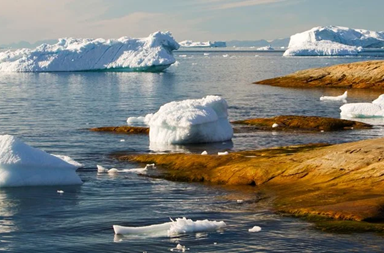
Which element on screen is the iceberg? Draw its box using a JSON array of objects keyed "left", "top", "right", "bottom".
[
  {"left": 113, "top": 217, "right": 226, "bottom": 236},
  {"left": 0, "top": 135, "right": 82, "bottom": 187},
  {"left": 257, "top": 45, "right": 274, "bottom": 51},
  {"left": 0, "top": 31, "right": 179, "bottom": 72},
  {"left": 127, "top": 96, "right": 233, "bottom": 144},
  {"left": 320, "top": 91, "right": 348, "bottom": 102},
  {"left": 284, "top": 26, "right": 384, "bottom": 56},
  {"left": 340, "top": 94, "right": 384, "bottom": 118},
  {"left": 179, "top": 40, "right": 226, "bottom": 48}
]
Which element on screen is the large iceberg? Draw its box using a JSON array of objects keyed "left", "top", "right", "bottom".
[
  {"left": 127, "top": 96, "right": 233, "bottom": 144},
  {"left": 340, "top": 94, "right": 384, "bottom": 118},
  {"left": 0, "top": 135, "right": 82, "bottom": 187},
  {"left": 0, "top": 32, "right": 179, "bottom": 72},
  {"left": 179, "top": 40, "right": 226, "bottom": 48},
  {"left": 284, "top": 26, "right": 384, "bottom": 56}
]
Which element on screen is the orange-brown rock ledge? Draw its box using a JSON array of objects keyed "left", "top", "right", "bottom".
[
  {"left": 114, "top": 138, "right": 384, "bottom": 230},
  {"left": 255, "top": 60, "right": 384, "bottom": 89}
]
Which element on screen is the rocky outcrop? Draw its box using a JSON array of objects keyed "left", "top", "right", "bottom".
[
  {"left": 90, "top": 126, "right": 149, "bottom": 135},
  {"left": 232, "top": 115, "right": 372, "bottom": 132},
  {"left": 255, "top": 60, "right": 384, "bottom": 89},
  {"left": 114, "top": 137, "right": 384, "bottom": 224}
]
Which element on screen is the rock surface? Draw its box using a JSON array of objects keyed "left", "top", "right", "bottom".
[
  {"left": 232, "top": 115, "right": 372, "bottom": 132},
  {"left": 90, "top": 126, "right": 149, "bottom": 135},
  {"left": 115, "top": 138, "right": 384, "bottom": 224},
  {"left": 255, "top": 60, "right": 384, "bottom": 89}
]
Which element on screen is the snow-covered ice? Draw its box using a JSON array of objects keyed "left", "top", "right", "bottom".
[
  {"left": 113, "top": 217, "right": 226, "bottom": 236},
  {"left": 52, "top": 154, "right": 83, "bottom": 168},
  {"left": 201, "top": 151, "right": 208, "bottom": 155},
  {"left": 0, "top": 135, "right": 82, "bottom": 187},
  {"left": 340, "top": 94, "right": 384, "bottom": 118},
  {"left": 284, "top": 26, "right": 384, "bottom": 56},
  {"left": 179, "top": 40, "right": 226, "bottom": 48},
  {"left": 248, "top": 226, "right": 262, "bottom": 232},
  {"left": 272, "top": 123, "right": 279, "bottom": 128},
  {"left": 320, "top": 91, "right": 348, "bottom": 102},
  {"left": 0, "top": 31, "right": 179, "bottom": 72},
  {"left": 97, "top": 164, "right": 154, "bottom": 174},
  {"left": 127, "top": 96, "right": 233, "bottom": 144},
  {"left": 218, "top": 151, "right": 229, "bottom": 156}
]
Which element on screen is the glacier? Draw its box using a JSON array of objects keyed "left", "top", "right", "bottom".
[
  {"left": 127, "top": 96, "right": 233, "bottom": 144},
  {"left": 179, "top": 40, "right": 226, "bottom": 48},
  {"left": 0, "top": 135, "right": 82, "bottom": 187},
  {"left": 0, "top": 31, "right": 179, "bottom": 72},
  {"left": 284, "top": 26, "right": 384, "bottom": 56}
]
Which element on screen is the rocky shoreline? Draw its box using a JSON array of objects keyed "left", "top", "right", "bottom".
[
  {"left": 113, "top": 137, "right": 384, "bottom": 232},
  {"left": 255, "top": 60, "right": 384, "bottom": 89}
]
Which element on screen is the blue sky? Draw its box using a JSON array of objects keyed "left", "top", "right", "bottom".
[{"left": 0, "top": 0, "right": 383, "bottom": 44}]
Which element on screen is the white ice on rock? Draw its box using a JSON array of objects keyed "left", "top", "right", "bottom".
[
  {"left": 127, "top": 96, "right": 233, "bottom": 144},
  {"left": 0, "top": 31, "right": 179, "bottom": 72},
  {"left": 320, "top": 91, "right": 348, "bottom": 102},
  {"left": 113, "top": 217, "right": 226, "bottom": 236},
  {"left": 0, "top": 135, "right": 82, "bottom": 187},
  {"left": 340, "top": 94, "right": 384, "bottom": 118},
  {"left": 284, "top": 26, "right": 384, "bottom": 56}
]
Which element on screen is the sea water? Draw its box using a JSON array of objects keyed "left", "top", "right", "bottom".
[{"left": 1, "top": 51, "right": 384, "bottom": 252}]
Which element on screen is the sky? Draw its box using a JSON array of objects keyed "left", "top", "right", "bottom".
[{"left": 0, "top": 0, "right": 384, "bottom": 44}]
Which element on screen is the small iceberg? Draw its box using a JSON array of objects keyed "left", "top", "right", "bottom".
[
  {"left": 179, "top": 40, "right": 226, "bottom": 48},
  {"left": 248, "top": 226, "right": 262, "bottom": 233},
  {"left": 0, "top": 31, "right": 179, "bottom": 72},
  {"left": 127, "top": 96, "right": 233, "bottom": 144},
  {"left": 0, "top": 135, "right": 82, "bottom": 187},
  {"left": 320, "top": 91, "right": 347, "bottom": 102},
  {"left": 97, "top": 164, "right": 155, "bottom": 174},
  {"left": 113, "top": 217, "right": 226, "bottom": 236},
  {"left": 340, "top": 94, "right": 384, "bottom": 118}
]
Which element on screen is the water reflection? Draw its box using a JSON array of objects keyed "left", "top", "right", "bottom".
[{"left": 149, "top": 141, "right": 234, "bottom": 154}]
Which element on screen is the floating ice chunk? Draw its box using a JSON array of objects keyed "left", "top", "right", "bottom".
[
  {"left": 146, "top": 96, "right": 233, "bottom": 144},
  {"left": 248, "top": 226, "right": 262, "bottom": 232},
  {"left": 113, "top": 217, "right": 226, "bottom": 236},
  {"left": 218, "top": 151, "right": 228, "bottom": 156},
  {"left": 52, "top": 154, "right": 83, "bottom": 168},
  {"left": 272, "top": 123, "right": 279, "bottom": 128},
  {"left": 222, "top": 54, "right": 229, "bottom": 58},
  {"left": 201, "top": 151, "right": 208, "bottom": 155},
  {"left": 284, "top": 41, "right": 360, "bottom": 56},
  {"left": 170, "top": 243, "right": 189, "bottom": 252},
  {"left": 237, "top": 199, "right": 244, "bottom": 204},
  {"left": 203, "top": 53, "right": 210, "bottom": 56},
  {"left": 257, "top": 45, "right": 274, "bottom": 51},
  {"left": 340, "top": 94, "right": 384, "bottom": 118},
  {"left": 0, "top": 135, "right": 82, "bottom": 187},
  {"left": 179, "top": 55, "right": 187, "bottom": 58},
  {"left": 97, "top": 165, "right": 109, "bottom": 173},
  {"left": 0, "top": 31, "right": 179, "bottom": 72},
  {"left": 108, "top": 168, "right": 119, "bottom": 174},
  {"left": 127, "top": 114, "right": 154, "bottom": 126},
  {"left": 340, "top": 103, "right": 384, "bottom": 118},
  {"left": 57, "top": 190, "right": 64, "bottom": 194},
  {"left": 320, "top": 91, "right": 347, "bottom": 102}
]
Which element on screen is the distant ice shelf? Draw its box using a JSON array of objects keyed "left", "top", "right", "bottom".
[
  {"left": 284, "top": 26, "right": 384, "bottom": 56},
  {"left": 0, "top": 31, "right": 179, "bottom": 72},
  {"left": 179, "top": 40, "right": 226, "bottom": 48}
]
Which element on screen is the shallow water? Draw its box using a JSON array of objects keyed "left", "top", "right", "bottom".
[{"left": 1, "top": 51, "right": 384, "bottom": 252}]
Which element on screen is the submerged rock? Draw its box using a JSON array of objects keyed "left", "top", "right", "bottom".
[
  {"left": 232, "top": 115, "right": 371, "bottom": 132},
  {"left": 255, "top": 60, "right": 384, "bottom": 89}
]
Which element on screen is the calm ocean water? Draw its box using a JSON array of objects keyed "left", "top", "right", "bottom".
[{"left": 1, "top": 51, "right": 384, "bottom": 252}]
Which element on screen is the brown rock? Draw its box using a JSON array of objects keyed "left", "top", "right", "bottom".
[
  {"left": 232, "top": 115, "right": 372, "bottom": 132},
  {"left": 255, "top": 60, "right": 384, "bottom": 89},
  {"left": 114, "top": 138, "right": 384, "bottom": 222},
  {"left": 90, "top": 126, "right": 149, "bottom": 135}
]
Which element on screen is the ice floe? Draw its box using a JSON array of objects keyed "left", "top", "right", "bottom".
[
  {"left": 113, "top": 217, "right": 226, "bottom": 236},
  {"left": 284, "top": 25, "right": 384, "bottom": 56},
  {"left": 0, "top": 135, "right": 82, "bottom": 187},
  {"left": 320, "top": 91, "right": 348, "bottom": 102},
  {"left": 97, "top": 164, "right": 155, "bottom": 174},
  {"left": 340, "top": 94, "right": 384, "bottom": 118},
  {"left": 0, "top": 31, "right": 179, "bottom": 72},
  {"left": 257, "top": 45, "right": 274, "bottom": 51},
  {"left": 127, "top": 96, "right": 233, "bottom": 144},
  {"left": 248, "top": 226, "right": 262, "bottom": 232}
]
